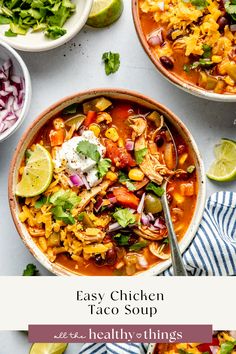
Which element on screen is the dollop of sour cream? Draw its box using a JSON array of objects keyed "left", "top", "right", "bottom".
[{"left": 54, "top": 130, "right": 106, "bottom": 187}]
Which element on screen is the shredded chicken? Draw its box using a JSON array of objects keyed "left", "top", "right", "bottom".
[
  {"left": 134, "top": 226, "right": 166, "bottom": 241},
  {"left": 76, "top": 180, "right": 111, "bottom": 212}
]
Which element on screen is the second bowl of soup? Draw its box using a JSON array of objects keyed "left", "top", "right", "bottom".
[{"left": 9, "top": 89, "right": 206, "bottom": 276}]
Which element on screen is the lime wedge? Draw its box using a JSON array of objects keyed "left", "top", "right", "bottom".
[
  {"left": 207, "top": 138, "right": 236, "bottom": 182},
  {"left": 16, "top": 144, "right": 53, "bottom": 197},
  {"left": 30, "top": 343, "right": 68, "bottom": 354},
  {"left": 87, "top": 0, "right": 124, "bottom": 28},
  {"left": 65, "top": 114, "right": 85, "bottom": 130}
]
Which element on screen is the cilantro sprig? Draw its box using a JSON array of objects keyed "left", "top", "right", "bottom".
[
  {"left": 118, "top": 171, "right": 136, "bottom": 191},
  {"left": 102, "top": 52, "right": 120, "bottom": 75}
]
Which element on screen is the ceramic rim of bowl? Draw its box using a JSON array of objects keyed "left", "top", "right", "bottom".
[
  {"left": 8, "top": 88, "right": 206, "bottom": 276},
  {"left": 132, "top": 0, "right": 236, "bottom": 102},
  {"left": 0, "top": 40, "right": 31, "bottom": 143}
]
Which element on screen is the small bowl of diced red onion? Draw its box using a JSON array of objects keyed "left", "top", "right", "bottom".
[{"left": 0, "top": 40, "right": 31, "bottom": 142}]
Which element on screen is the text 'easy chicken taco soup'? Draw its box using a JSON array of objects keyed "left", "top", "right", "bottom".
[
  {"left": 138, "top": 0, "right": 236, "bottom": 94},
  {"left": 16, "top": 97, "right": 197, "bottom": 276}
]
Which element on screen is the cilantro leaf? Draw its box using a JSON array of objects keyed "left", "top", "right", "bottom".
[
  {"left": 190, "top": 0, "right": 209, "bottom": 9},
  {"left": 118, "top": 171, "right": 136, "bottom": 191},
  {"left": 129, "top": 241, "right": 148, "bottom": 251},
  {"left": 0, "top": 15, "right": 10, "bottom": 24},
  {"left": 78, "top": 212, "right": 85, "bottom": 221},
  {"left": 134, "top": 148, "right": 147, "bottom": 164},
  {"left": 45, "top": 26, "right": 66, "bottom": 39},
  {"left": 102, "top": 51, "right": 120, "bottom": 75},
  {"left": 50, "top": 189, "right": 81, "bottom": 209},
  {"left": 113, "top": 208, "right": 136, "bottom": 228},
  {"left": 114, "top": 233, "right": 130, "bottom": 246},
  {"left": 5, "top": 29, "right": 17, "bottom": 37},
  {"left": 225, "top": 0, "right": 236, "bottom": 15},
  {"left": 220, "top": 341, "right": 236, "bottom": 354},
  {"left": 146, "top": 182, "right": 164, "bottom": 197},
  {"left": 97, "top": 158, "right": 112, "bottom": 178},
  {"left": 23, "top": 264, "right": 39, "bottom": 276},
  {"left": 76, "top": 141, "right": 101, "bottom": 163},
  {"left": 52, "top": 206, "right": 75, "bottom": 225},
  {"left": 35, "top": 196, "right": 48, "bottom": 209}
]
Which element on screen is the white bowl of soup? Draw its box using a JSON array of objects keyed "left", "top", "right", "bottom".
[{"left": 9, "top": 88, "right": 206, "bottom": 276}]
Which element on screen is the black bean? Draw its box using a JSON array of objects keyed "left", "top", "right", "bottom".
[
  {"left": 217, "top": 16, "right": 229, "bottom": 32},
  {"left": 160, "top": 56, "right": 174, "bottom": 70},
  {"left": 155, "top": 134, "right": 165, "bottom": 147},
  {"left": 94, "top": 254, "right": 106, "bottom": 267},
  {"left": 166, "top": 28, "right": 174, "bottom": 41},
  {"left": 106, "top": 248, "right": 117, "bottom": 265}
]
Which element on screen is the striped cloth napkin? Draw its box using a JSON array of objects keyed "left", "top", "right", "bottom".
[{"left": 79, "top": 192, "right": 236, "bottom": 354}]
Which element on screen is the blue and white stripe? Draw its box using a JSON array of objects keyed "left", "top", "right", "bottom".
[
  {"left": 163, "top": 192, "right": 236, "bottom": 276},
  {"left": 79, "top": 192, "right": 236, "bottom": 353},
  {"left": 79, "top": 343, "right": 148, "bottom": 354}
]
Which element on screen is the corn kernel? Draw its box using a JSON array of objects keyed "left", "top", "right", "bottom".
[
  {"left": 224, "top": 75, "right": 235, "bottom": 86},
  {"left": 89, "top": 124, "right": 101, "bottom": 137},
  {"left": 106, "top": 171, "right": 118, "bottom": 182},
  {"left": 128, "top": 168, "right": 144, "bottom": 181},
  {"left": 105, "top": 127, "right": 119, "bottom": 142},
  {"left": 118, "top": 138, "right": 124, "bottom": 147},
  {"left": 212, "top": 55, "right": 222, "bottom": 63},
  {"left": 53, "top": 223, "right": 61, "bottom": 233}
]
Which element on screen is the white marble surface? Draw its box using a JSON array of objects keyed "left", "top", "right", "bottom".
[{"left": 0, "top": 0, "right": 236, "bottom": 350}]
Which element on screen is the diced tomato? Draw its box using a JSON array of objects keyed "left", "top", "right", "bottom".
[
  {"left": 197, "top": 337, "right": 219, "bottom": 353},
  {"left": 105, "top": 140, "right": 136, "bottom": 168},
  {"left": 49, "top": 129, "right": 65, "bottom": 147},
  {"left": 84, "top": 111, "right": 97, "bottom": 127},
  {"left": 113, "top": 187, "right": 140, "bottom": 209},
  {"left": 110, "top": 103, "right": 133, "bottom": 121}
]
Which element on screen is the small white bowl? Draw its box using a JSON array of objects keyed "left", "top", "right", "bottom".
[
  {"left": 0, "top": 40, "right": 31, "bottom": 143},
  {"left": 0, "top": 0, "right": 93, "bottom": 52}
]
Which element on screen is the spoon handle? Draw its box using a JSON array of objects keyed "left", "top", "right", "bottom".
[{"left": 161, "top": 189, "right": 188, "bottom": 276}]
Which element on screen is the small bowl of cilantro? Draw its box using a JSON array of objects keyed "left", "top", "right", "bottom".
[{"left": 0, "top": 0, "right": 93, "bottom": 52}]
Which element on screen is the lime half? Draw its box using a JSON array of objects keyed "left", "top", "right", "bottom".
[
  {"left": 207, "top": 138, "right": 236, "bottom": 182},
  {"left": 16, "top": 144, "right": 53, "bottom": 197},
  {"left": 87, "top": 0, "right": 124, "bottom": 28},
  {"left": 30, "top": 343, "right": 68, "bottom": 354}
]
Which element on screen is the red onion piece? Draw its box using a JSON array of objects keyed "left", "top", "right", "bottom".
[
  {"left": 125, "top": 139, "right": 134, "bottom": 151},
  {"left": 147, "top": 29, "right": 163, "bottom": 47},
  {"left": 108, "top": 222, "right": 123, "bottom": 232},
  {"left": 209, "top": 347, "right": 219, "bottom": 354},
  {"left": 0, "top": 59, "right": 25, "bottom": 135},
  {"left": 94, "top": 196, "right": 103, "bottom": 213},
  {"left": 137, "top": 192, "right": 145, "bottom": 214},
  {"left": 81, "top": 175, "right": 90, "bottom": 190},
  {"left": 154, "top": 217, "right": 166, "bottom": 229},
  {"left": 70, "top": 174, "right": 84, "bottom": 187},
  {"left": 137, "top": 255, "right": 148, "bottom": 269},
  {"left": 141, "top": 213, "right": 150, "bottom": 226},
  {"left": 106, "top": 191, "right": 117, "bottom": 204}
]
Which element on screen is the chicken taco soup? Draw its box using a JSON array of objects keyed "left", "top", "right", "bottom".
[
  {"left": 138, "top": 0, "right": 236, "bottom": 95},
  {"left": 15, "top": 96, "right": 198, "bottom": 276}
]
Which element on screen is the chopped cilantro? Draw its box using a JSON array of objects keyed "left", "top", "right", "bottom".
[
  {"left": 52, "top": 205, "right": 75, "bottom": 225},
  {"left": 118, "top": 171, "right": 136, "bottom": 191},
  {"left": 225, "top": 0, "right": 236, "bottom": 20},
  {"left": 23, "top": 263, "right": 39, "bottom": 276},
  {"left": 146, "top": 182, "right": 164, "bottom": 197},
  {"left": 183, "top": 64, "right": 190, "bottom": 73},
  {"left": 102, "top": 51, "right": 120, "bottom": 75},
  {"left": 45, "top": 26, "right": 66, "bottom": 39},
  {"left": 220, "top": 341, "right": 236, "bottom": 354},
  {"left": 134, "top": 148, "right": 147, "bottom": 164},
  {"left": 114, "top": 233, "right": 130, "bottom": 246},
  {"left": 0, "top": 0, "right": 75, "bottom": 39},
  {"left": 129, "top": 241, "right": 148, "bottom": 251},
  {"left": 76, "top": 141, "right": 101, "bottom": 163},
  {"left": 190, "top": 0, "right": 209, "bottom": 9},
  {"left": 78, "top": 212, "right": 85, "bottom": 221},
  {"left": 35, "top": 196, "right": 48, "bottom": 209},
  {"left": 50, "top": 189, "right": 81, "bottom": 210},
  {"left": 97, "top": 158, "right": 112, "bottom": 178},
  {"left": 113, "top": 208, "right": 136, "bottom": 228}
]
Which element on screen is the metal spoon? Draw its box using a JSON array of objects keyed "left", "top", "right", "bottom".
[{"left": 161, "top": 124, "right": 188, "bottom": 276}]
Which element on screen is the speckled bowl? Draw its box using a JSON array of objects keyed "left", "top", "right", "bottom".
[
  {"left": 132, "top": 0, "right": 236, "bottom": 102},
  {"left": 8, "top": 88, "right": 206, "bottom": 276}
]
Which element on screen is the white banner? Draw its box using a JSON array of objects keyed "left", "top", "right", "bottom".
[{"left": 0, "top": 276, "right": 235, "bottom": 330}]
